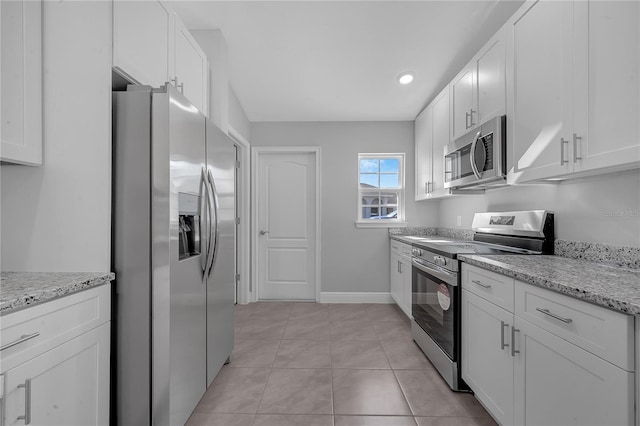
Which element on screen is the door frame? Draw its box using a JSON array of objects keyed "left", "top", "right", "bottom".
[
  {"left": 250, "top": 146, "right": 322, "bottom": 302},
  {"left": 228, "top": 125, "right": 251, "bottom": 305}
]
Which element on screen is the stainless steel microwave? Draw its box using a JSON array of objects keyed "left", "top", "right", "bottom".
[{"left": 444, "top": 115, "right": 507, "bottom": 189}]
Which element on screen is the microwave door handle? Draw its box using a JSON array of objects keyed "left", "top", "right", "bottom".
[{"left": 469, "top": 130, "right": 483, "bottom": 179}]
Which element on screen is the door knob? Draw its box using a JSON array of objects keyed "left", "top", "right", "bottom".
[{"left": 260, "top": 230, "right": 269, "bottom": 235}]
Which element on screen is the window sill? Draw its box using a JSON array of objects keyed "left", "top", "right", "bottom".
[{"left": 355, "top": 221, "right": 408, "bottom": 229}]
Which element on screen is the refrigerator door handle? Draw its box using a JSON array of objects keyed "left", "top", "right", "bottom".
[
  {"left": 207, "top": 169, "right": 221, "bottom": 277},
  {"left": 199, "top": 167, "right": 210, "bottom": 275},
  {"left": 203, "top": 168, "right": 216, "bottom": 277}
]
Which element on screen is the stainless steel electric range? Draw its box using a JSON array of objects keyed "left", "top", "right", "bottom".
[{"left": 410, "top": 210, "right": 554, "bottom": 391}]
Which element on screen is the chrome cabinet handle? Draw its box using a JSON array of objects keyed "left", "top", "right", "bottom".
[
  {"left": 465, "top": 111, "right": 470, "bottom": 129},
  {"left": 536, "top": 307, "right": 573, "bottom": 324},
  {"left": 511, "top": 327, "right": 520, "bottom": 357},
  {"left": 17, "top": 379, "right": 31, "bottom": 424},
  {"left": 260, "top": 230, "right": 269, "bottom": 235},
  {"left": 469, "top": 109, "right": 476, "bottom": 127},
  {"left": 0, "top": 332, "right": 40, "bottom": 351},
  {"left": 500, "top": 321, "right": 509, "bottom": 350},
  {"left": 573, "top": 133, "right": 582, "bottom": 162},
  {"left": 471, "top": 279, "right": 491, "bottom": 289},
  {"left": 560, "top": 138, "right": 569, "bottom": 165},
  {"left": 178, "top": 83, "right": 184, "bottom": 94},
  {"left": 425, "top": 182, "right": 430, "bottom": 195}
]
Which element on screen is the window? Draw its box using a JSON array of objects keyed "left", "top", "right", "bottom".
[{"left": 356, "top": 153, "right": 406, "bottom": 228}]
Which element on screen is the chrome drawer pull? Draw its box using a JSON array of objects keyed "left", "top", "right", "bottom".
[
  {"left": 511, "top": 327, "right": 520, "bottom": 357},
  {"left": 471, "top": 279, "right": 491, "bottom": 289},
  {"left": 0, "top": 332, "right": 40, "bottom": 351},
  {"left": 500, "top": 321, "right": 509, "bottom": 350},
  {"left": 536, "top": 307, "right": 573, "bottom": 324},
  {"left": 17, "top": 378, "right": 31, "bottom": 424}
]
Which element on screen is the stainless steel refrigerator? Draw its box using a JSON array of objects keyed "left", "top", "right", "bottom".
[{"left": 112, "top": 85, "right": 235, "bottom": 426}]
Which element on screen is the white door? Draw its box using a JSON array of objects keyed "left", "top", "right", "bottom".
[{"left": 256, "top": 150, "right": 318, "bottom": 300}]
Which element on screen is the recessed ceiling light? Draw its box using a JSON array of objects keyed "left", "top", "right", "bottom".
[{"left": 398, "top": 72, "right": 414, "bottom": 85}]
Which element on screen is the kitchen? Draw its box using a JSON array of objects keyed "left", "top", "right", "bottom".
[{"left": 1, "top": 1, "right": 639, "bottom": 425}]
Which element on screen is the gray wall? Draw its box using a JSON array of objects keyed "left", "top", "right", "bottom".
[
  {"left": 1, "top": 1, "right": 112, "bottom": 272},
  {"left": 439, "top": 169, "right": 640, "bottom": 247},
  {"left": 251, "top": 121, "right": 438, "bottom": 294}
]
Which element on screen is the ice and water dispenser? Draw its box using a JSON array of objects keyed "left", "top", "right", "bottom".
[{"left": 178, "top": 192, "right": 200, "bottom": 260}]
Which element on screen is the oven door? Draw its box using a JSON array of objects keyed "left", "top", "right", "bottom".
[{"left": 411, "top": 258, "right": 458, "bottom": 361}]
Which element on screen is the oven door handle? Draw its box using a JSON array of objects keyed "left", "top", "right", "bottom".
[{"left": 412, "top": 259, "right": 458, "bottom": 286}]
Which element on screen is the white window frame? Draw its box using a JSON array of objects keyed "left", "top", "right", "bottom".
[{"left": 355, "top": 153, "right": 407, "bottom": 229}]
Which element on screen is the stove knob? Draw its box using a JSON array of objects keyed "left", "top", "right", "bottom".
[{"left": 412, "top": 248, "right": 422, "bottom": 257}]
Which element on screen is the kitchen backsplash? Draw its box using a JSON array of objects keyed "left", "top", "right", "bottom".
[{"left": 390, "top": 228, "right": 640, "bottom": 270}]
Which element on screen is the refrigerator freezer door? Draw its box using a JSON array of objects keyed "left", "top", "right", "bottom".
[
  {"left": 205, "top": 120, "right": 236, "bottom": 386},
  {"left": 154, "top": 86, "right": 208, "bottom": 426}
]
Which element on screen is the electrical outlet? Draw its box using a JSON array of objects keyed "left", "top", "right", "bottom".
[{"left": 457, "top": 215, "right": 462, "bottom": 227}]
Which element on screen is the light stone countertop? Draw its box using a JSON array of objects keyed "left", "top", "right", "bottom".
[
  {"left": 0, "top": 272, "right": 115, "bottom": 316},
  {"left": 458, "top": 255, "right": 640, "bottom": 315}
]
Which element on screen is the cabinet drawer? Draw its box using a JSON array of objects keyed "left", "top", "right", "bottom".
[
  {"left": 1, "top": 285, "right": 111, "bottom": 372},
  {"left": 515, "top": 280, "right": 634, "bottom": 370},
  {"left": 390, "top": 240, "right": 402, "bottom": 256},
  {"left": 462, "top": 263, "right": 515, "bottom": 313}
]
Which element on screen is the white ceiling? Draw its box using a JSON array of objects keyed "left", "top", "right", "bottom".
[{"left": 164, "top": 1, "right": 524, "bottom": 122}]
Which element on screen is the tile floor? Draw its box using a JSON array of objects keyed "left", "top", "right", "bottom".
[{"left": 186, "top": 302, "right": 497, "bottom": 426}]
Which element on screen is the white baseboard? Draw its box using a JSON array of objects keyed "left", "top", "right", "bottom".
[{"left": 319, "top": 292, "right": 394, "bottom": 304}]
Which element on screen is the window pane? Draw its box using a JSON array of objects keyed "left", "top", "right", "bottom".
[
  {"left": 380, "top": 173, "right": 399, "bottom": 188},
  {"left": 359, "top": 159, "right": 379, "bottom": 173},
  {"left": 380, "top": 193, "right": 398, "bottom": 205},
  {"left": 380, "top": 158, "right": 399, "bottom": 172},
  {"left": 360, "top": 174, "right": 378, "bottom": 188},
  {"left": 381, "top": 207, "right": 397, "bottom": 217}
]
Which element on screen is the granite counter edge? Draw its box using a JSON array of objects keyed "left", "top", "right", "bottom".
[
  {"left": 1, "top": 272, "right": 115, "bottom": 316},
  {"left": 458, "top": 255, "right": 639, "bottom": 315}
]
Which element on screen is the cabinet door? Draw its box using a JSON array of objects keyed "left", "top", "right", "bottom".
[
  {"left": 3, "top": 324, "right": 110, "bottom": 426},
  {"left": 113, "top": 0, "right": 169, "bottom": 87},
  {"left": 513, "top": 317, "right": 634, "bottom": 426},
  {"left": 430, "top": 86, "right": 450, "bottom": 196},
  {"left": 399, "top": 257, "right": 411, "bottom": 318},
  {"left": 507, "top": 0, "right": 574, "bottom": 183},
  {"left": 450, "top": 66, "right": 475, "bottom": 140},
  {"left": 172, "top": 16, "right": 209, "bottom": 116},
  {"left": 0, "top": 0, "right": 42, "bottom": 165},
  {"left": 474, "top": 28, "right": 506, "bottom": 125},
  {"left": 414, "top": 105, "right": 432, "bottom": 200},
  {"left": 572, "top": 1, "right": 640, "bottom": 172},
  {"left": 390, "top": 253, "right": 403, "bottom": 308},
  {"left": 461, "top": 290, "right": 514, "bottom": 425}
]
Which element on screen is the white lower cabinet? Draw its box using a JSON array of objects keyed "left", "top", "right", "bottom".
[
  {"left": 390, "top": 240, "right": 412, "bottom": 318},
  {"left": 462, "top": 289, "right": 514, "bottom": 425},
  {"left": 513, "top": 316, "right": 634, "bottom": 426},
  {"left": 2, "top": 324, "right": 110, "bottom": 425},
  {"left": 0, "top": 285, "right": 111, "bottom": 426},
  {"left": 461, "top": 263, "right": 635, "bottom": 426}
]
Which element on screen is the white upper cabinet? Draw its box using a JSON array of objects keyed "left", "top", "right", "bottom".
[
  {"left": 430, "top": 86, "right": 450, "bottom": 196},
  {"left": 170, "top": 15, "right": 209, "bottom": 117},
  {"left": 508, "top": 0, "right": 639, "bottom": 183},
  {"left": 507, "top": 0, "right": 574, "bottom": 183},
  {"left": 113, "top": 3, "right": 209, "bottom": 116},
  {"left": 572, "top": 1, "right": 640, "bottom": 173},
  {"left": 415, "top": 85, "right": 450, "bottom": 200},
  {"left": 113, "top": 0, "right": 170, "bottom": 87},
  {"left": 450, "top": 28, "right": 506, "bottom": 141},
  {"left": 414, "top": 104, "right": 432, "bottom": 200},
  {"left": 0, "top": 0, "right": 42, "bottom": 166},
  {"left": 450, "top": 67, "right": 474, "bottom": 140}
]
